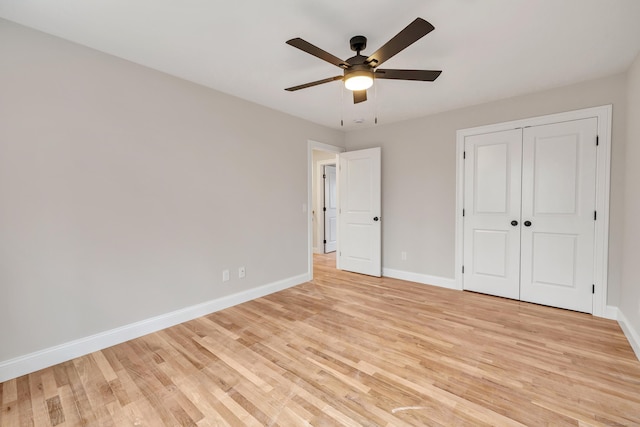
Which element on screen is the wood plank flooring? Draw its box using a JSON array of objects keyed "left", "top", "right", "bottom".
[{"left": 2, "top": 253, "right": 640, "bottom": 426}]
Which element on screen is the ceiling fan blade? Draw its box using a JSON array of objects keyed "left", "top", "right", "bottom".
[
  {"left": 365, "top": 18, "right": 435, "bottom": 67},
  {"left": 285, "top": 75, "right": 344, "bottom": 91},
  {"left": 286, "top": 38, "right": 351, "bottom": 69},
  {"left": 353, "top": 90, "right": 367, "bottom": 104},
  {"left": 375, "top": 69, "right": 442, "bottom": 81}
]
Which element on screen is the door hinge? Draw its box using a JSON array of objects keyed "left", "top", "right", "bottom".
[
  {"left": 462, "top": 209, "right": 465, "bottom": 217},
  {"left": 323, "top": 174, "right": 326, "bottom": 179},
  {"left": 323, "top": 207, "right": 326, "bottom": 212},
  {"left": 462, "top": 265, "right": 465, "bottom": 274},
  {"left": 594, "top": 211, "right": 597, "bottom": 220},
  {"left": 592, "top": 284, "right": 595, "bottom": 294},
  {"left": 463, "top": 151, "right": 466, "bottom": 159},
  {"left": 323, "top": 240, "right": 327, "bottom": 244},
  {"left": 596, "top": 136, "right": 599, "bottom": 146}
]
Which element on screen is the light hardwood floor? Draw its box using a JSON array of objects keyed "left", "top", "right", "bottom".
[{"left": 2, "top": 253, "right": 640, "bottom": 426}]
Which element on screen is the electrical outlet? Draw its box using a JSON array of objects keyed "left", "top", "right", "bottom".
[
  {"left": 239, "top": 266, "right": 246, "bottom": 279},
  {"left": 222, "top": 269, "right": 230, "bottom": 282},
  {"left": 401, "top": 251, "right": 407, "bottom": 261}
]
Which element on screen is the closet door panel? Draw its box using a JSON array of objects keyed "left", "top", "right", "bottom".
[
  {"left": 463, "top": 129, "right": 522, "bottom": 299},
  {"left": 520, "top": 118, "right": 597, "bottom": 313}
]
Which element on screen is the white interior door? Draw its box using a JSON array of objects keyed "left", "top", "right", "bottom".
[
  {"left": 323, "top": 165, "right": 337, "bottom": 253},
  {"left": 338, "top": 147, "right": 381, "bottom": 277},
  {"left": 519, "top": 118, "right": 597, "bottom": 313},
  {"left": 463, "top": 129, "right": 523, "bottom": 299}
]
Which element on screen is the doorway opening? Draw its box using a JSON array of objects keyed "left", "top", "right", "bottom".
[
  {"left": 307, "top": 141, "right": 344, "bottom": 279},
  {"left": 307, "top": 141, "right": 382, "bottom": 279}
]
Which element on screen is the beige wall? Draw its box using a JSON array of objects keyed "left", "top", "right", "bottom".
[
  {"left": 1, "top": 16, "right": 637, "bottom": 369},
  {"left": 0, "top": 19, "right": 344, "bottom": 362},
  {"left": 345, "top": 73, "right": 628, "bottom": 306},
  {"left": 619, "top": 53, "right": 640, "bottom": 334}
]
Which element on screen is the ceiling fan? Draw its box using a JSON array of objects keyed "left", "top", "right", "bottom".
[{"left": 285, "top": 18, "right": 442, "bottom": 104}]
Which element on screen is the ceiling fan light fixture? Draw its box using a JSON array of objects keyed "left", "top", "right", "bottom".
[
  {"left": 285, "top": 18, "right": 441, "bottom": 103},
  {"left": 344, "top": 70, "right": 373, "bottom": 91}
]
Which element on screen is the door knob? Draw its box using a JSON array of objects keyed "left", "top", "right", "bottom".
[
  {"left": 524, "top": 220, "right": 532, "bottom": 227},
  {"left": 511, "top": 220, "right": 518, "bottom": 226},
  {"left": 373, "top": 216, "right": 379, "bottom": 222}
]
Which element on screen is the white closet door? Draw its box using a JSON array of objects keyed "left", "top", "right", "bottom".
[
  {"left": 463, "top": 129, "right": 523, "bottom": 299},
  {"left": 519, "top": 118, "right": 597, "bottom": 313}
]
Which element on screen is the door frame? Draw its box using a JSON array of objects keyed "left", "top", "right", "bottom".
[
  {"left": 316, "top": 160, "right": 336, "bottom": 254},
  {"left": 455, "top": 105, "right": 613, "bottom": 318},
  {"left": 307, "top": 140, "right": 345, "bottom": 280}
]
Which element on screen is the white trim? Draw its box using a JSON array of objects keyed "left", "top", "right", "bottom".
[
  {"left": 604, "top": 305, "right": 618, "bottom": 320},
  {"left": 455, "top": 105, "right": 613, "bottom": 317},
  {"left": 383, "top": 268, "right": 457, "bottom": 290},
  {"left": 618, "top": 309, "right": 640, "bottom": 361},
  {"left": 592, "top": 105, "right": 613, "bottom": 317},
  {"left": 0, "top": 273, "right": 309, "bottom": 383},
  {"left": 307, "top": 140, "right": 345, "bottom": 280}
]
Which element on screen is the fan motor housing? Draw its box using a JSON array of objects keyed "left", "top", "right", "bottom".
[{"left": 344, "top": 63, "right": 372, "bottom": 78}]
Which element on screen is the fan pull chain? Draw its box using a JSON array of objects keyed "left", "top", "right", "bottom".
[
  {"left": 340, "top": 84, "right": 344, "bottom": 127},
  {"left": 374, "top": 80, "right": 378, "bottom": 124}
]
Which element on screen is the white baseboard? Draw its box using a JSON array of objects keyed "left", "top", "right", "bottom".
[
  {"left": 0, "top": 273, "right": 309, "bottom": 383},
  {"left": 617, "top": 309, "right": 640, "bottom": 361},
  {"left": 383, "top": 268, "right": 458, "bottom": 290},
  {"left": 604, "top": 305, "right": 618, "bottom": 320}
]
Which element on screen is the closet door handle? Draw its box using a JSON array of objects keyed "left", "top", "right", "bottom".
[
  {"left": 524, "top": 220, "right": 532, "bottom": 227},
  {"left": 511, "top": 220, "right": 518, "bottom": 226}
]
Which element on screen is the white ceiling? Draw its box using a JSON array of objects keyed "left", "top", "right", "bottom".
[{"left": 1, "top": 0, "right": 639, "bottom": 130}]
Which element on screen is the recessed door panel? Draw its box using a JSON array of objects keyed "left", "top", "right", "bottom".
[
  {"left": 344, "top": 158, "right": 373, "bottom": 213},
  {"left": 473, "top": 230, "right": 509, "bottom": 278},
  {"left": 342, "top": 224, "right": 372, "bottom": 261},
  {"left": 463, "top": 129, "right": 522, "bottom": 300},
  {"left": 531, "top": 233, "right": 577, "bottom": 288},
  {"left": 327, "top": 217, "right": 337, "bottom": 248},
  {"left": 533, "top": 134, "right": 579, "bottom": 215},
  {"left": 475, "top": 144, "right": 509, "bottom": 214}
]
